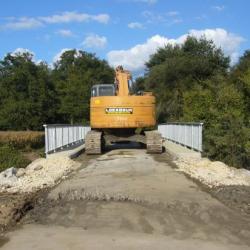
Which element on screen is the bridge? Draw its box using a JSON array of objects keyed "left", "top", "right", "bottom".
[{"left": 43, "top": 122, "right": 203, "bottom": 158}]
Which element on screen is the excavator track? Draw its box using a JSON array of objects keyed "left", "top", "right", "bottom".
[
  {"left": 85, "top": 130, "right": 102, "bottom": 155},
  {"left": 145, "top": 131, "right": 163, "bottom": 154}
]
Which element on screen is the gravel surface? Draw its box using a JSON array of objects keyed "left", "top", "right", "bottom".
[
  {"left": 2, "top": 149, "right": 250, "bottom": 250},
  {"left": 0, "top": 155, "right": 81, "bottom": 232},
  {"left": 0, "top": 156, "right": 80, "bottom": 193},
  {"left": 166, "top": 148, "right": 250, "bottom": 215},
  {"left": 1, "top": 141, "right": 250, "bottom": 248},
  {"left": 174, "top": 156, "right": 250, "bottom": 187}
]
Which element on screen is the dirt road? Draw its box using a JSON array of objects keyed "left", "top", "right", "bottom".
[{"left": 1, "top": 147, "right": 250, "bottom": 249}]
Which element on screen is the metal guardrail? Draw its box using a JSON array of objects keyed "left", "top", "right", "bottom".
[
  {"left": 43, "top": 124, "right": 90, "bottom": 156},
  {"left": 43, "top": 123, "right": 202, "bottom": 155},
  {"left": 158, "top": 122, "right": 203, "bottom": 152}
]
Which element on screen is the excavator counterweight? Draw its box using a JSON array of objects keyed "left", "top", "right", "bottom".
[{"left": 85, "top": 66, "right": 162, "bottom": 154}]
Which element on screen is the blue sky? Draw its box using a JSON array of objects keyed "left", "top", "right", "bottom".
[{"left": 0, "top": 0, "right": 249, "bottom": 73}]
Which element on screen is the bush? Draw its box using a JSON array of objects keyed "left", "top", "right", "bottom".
[
  {"left": 0, "top": 131, "right": 44, "bottom": 150},
  {"left": 0, "top": 144, "right": 30, "bottom": 172}
]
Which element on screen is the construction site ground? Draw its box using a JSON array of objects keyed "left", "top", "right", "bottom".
[{"left": 1, "top": 142, "right": 250, "bottom": 249}]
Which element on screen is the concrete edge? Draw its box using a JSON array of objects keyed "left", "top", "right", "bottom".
[
  {"left": 47, "top": 144, "right": 85, "bottom": 160},
  {"left": 68, "top": 144, "right": 85, "bottom": 159}
]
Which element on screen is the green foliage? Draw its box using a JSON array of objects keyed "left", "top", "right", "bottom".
[
  {"left": 141, "top": 36, "right": 249, "bottom": 169},
  {"left": 231, "top": 51, "right": 250, "bottom": 124},
  {"left": 132, "top": 77, "right": 146, "bottom": 93},
  {"left": 144, "top": 37, "right": 229, "bottom": 122},
  {"left": 0, "top": 50, "right": 114, "bottom": 129},
  {"left": 146, "top": 37, "right": 229, "bottom": 74},
  {"left": 0, "top": 52, "right": 56, "bottom": 130},
  {"left": 52, "top": 50, "right": 114, "bottom": 124},
  {"left": 183, "top": 79, "right": 249, "bottom": 168},
  {"left": 0, "top": 144, "right": 30, "bottom": 171}
]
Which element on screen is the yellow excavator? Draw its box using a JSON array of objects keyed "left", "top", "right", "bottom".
[{"left": 85, "top": 66, "right": 162, "bottom": 154}]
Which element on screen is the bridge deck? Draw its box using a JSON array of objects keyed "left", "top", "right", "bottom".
[{"left": 164, "top": 139, "right": 201, "bottom": 158}]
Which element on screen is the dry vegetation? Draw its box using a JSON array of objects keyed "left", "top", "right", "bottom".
[{"left": 0, "top": 131, "right": 44, "bottom": 149}]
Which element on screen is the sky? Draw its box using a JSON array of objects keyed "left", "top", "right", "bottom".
[{"left": 0, "top": 0, "right": 249, "bottom": 74}]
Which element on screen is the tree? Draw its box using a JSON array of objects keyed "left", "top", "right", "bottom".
[
  {"left": 231, "top": 51, "right": 250, "bottom": 124},
  {"left": 132, "top": 77, "right": 146, "bottom": 93},
  {"left": 183, "top": 78, "right": 248, "bottom": 168},
  {"left": 140, "top": 36, "right": 249, "bottom": 168},
  {"left": 0, "top": 52, "right": 55, "bottom": 130},
  {"left": 0, "top": 49, "right": 114, "bottom": 129},
  {"left": 52, "top": 50, "right": 114, "bottom": 124},
  {"left": 229, "top": 51, "right": 250, "bottom": 168},
  {"left": 144, "top": 36, "right": 230, "bottom": 122}
]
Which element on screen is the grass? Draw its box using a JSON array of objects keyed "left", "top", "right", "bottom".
[
  {"left": 0, "top": 144, "right": 30, "bottom": 172},
  {"left": 0, "top": 131, "right": 45, "bottom": 172}
]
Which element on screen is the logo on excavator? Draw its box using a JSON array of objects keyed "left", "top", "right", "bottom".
[{"left": 105, "top": 107, "right": 133, "bottom": 114}]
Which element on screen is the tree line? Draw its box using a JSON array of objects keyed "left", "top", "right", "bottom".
[
  {"left": 134, "top": 37, "right": 250, "bottom": 169},
  {"left": 0, "top": 50, "right": 114, "bottom": 130},
  {"left": 0, "top": 38, "right": 249, "bottom": 168}
]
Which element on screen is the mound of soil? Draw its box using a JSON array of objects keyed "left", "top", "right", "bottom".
[
  {"left": 211, "top": 185, "right": 250, "bottom": 215},
  {"left": 0, "top": 192, "right": 37, "bottom": 232}
]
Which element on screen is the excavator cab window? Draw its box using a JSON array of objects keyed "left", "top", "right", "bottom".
[
  {"left": 91, "top": 84, "right": 115, "bottom": 97},
  {"left": 91, "top": 87, "right": 97, "bottom": 97}
]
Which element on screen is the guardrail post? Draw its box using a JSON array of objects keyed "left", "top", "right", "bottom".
[
  {"left": 54, "top": 126, "right": 56, "bottom": 153},
  {"left": 43, "top": 125, "right": 48, "bottom": 157},
  {"left": 67, "top": 126, "right": 69, "bottom": 147},
  {"left": 61, "top": 126, "right": 63, "bottom": 149}
]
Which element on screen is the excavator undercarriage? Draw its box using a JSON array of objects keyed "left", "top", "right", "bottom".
[{"left": 85, "top": 129, "right": 162, "bottom": 154}]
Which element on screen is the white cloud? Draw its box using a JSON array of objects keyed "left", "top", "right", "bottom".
[
  {"left": 56, "top": 29, "right": 74, "bottom": 37},
  {"left": 11, "top": 48, "right": 35, "bottom": 57},
  {"left": 133, "top": 0, "right": 157, "bottom": 4},
  {"left": 167, "top": 11, "right": 179, "bottom": 17},
  {"left": 53, "top": 36, "right": 107, "bottom": 65},
  {"left": 171, "top": 18, "right": 183, "bottom": 24},
  {"left": 213, "top": 5, "right": 225, "bottom": 11},
  {"left": 128, "top": 22, "right": 144, "bottom": 29},
  {"left": 39, "top": 12, "right": 110, "bottom": 24},
  {"left": 52, "top": 48, "right": 83, "bottom": 64},
  {"left": 188, "top": 28, "right": 244, "bottom": 64},
  {"left": 53, "top": 48, "right": 71, "bottom": 64},
  {"left": 142, "top": 10, "right": 165, "bottom": 23},
  {"left": 1, "top": 12, "right": 110, "bottom": 30},
  {"left": 107, "top": 28, "right": 244, "bottom": 73},
  {"left": 195, "top": 14, "right": 207, "bottom": 21},
  {"left": 142, "top": 10, "right": 181, "bottom": 25},
  {"left": 2, "top": 17, "right": 43, "bottom": 30},
  {"left": 82, "top": 34, "right": 107, "bottom": 49},
  {"left": 10, "top": 48, "right": 45, "bottom": 65},
  {"left": 10, "top": 48, "right": 44, "bottom": 64},
  {"left": 107, "top": 35, "right": 171, "bottom": 72},
  {"left": 91, "top": 14, "right": 110, "bottom": 24}
]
